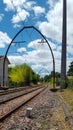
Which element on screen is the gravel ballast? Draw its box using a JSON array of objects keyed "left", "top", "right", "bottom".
[{"left": 0, "top": 86, "right": 71, "bottom": 130}]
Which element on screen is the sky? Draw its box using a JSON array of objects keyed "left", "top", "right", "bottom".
[{"left": 0, "top": 0, "right": 73, "bottom": 77}]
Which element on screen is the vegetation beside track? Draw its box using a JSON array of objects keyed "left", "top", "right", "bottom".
[
  {"left": 8, "top": 63, "right": 40, "bottom": 87},
  {"left": 59, "top": 88, "right": 73, "bottom": 116}
]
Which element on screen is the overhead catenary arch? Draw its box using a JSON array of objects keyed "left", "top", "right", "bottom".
[
  {"left": 3, "top": 26, "right": 55, "bottom": 88},
  {"left": 38, "top": 68, "right": 49, "bottom": 75}
]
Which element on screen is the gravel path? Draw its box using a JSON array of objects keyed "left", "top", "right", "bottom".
[{"left": 0, "top": 86, "right": 71, "bottom": 130}]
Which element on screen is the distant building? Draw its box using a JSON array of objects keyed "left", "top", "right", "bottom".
[{"left": 0, "top": 56, "right": 10, "bottom": 86}]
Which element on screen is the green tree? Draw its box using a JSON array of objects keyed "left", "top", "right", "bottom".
[
  {"left": 44, "top": 75, "right": 50, "bottom": 82},
  {"left": 55, "top": 72, "right": 60, "bottom": 78},
  {"left": 9, "top": 65, "right": 25, "bottom": 86},
  {"left": 8, "top": 63, "right": 40, "bottom": 86},
  {"left": 31, "top": 71, "right": 40, "bottom": 84},
  {"left": 67, "top": 61, "right": 73, "bottom": 76},
  {"left": 9, "top": 64, "right": 31, "bottom": 86}
]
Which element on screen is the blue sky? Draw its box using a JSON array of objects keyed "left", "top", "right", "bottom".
[{"left": 0, "top": 0, "right": 73, "bottom": 76}]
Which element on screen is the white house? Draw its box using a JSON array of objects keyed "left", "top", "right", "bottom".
[{"left": 0, "top": 56, "right": 10, "bottom": 87}]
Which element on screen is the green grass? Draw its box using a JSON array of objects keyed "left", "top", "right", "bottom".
[{"left": 40, "top": 121, "right": 46, "bottom": 130}]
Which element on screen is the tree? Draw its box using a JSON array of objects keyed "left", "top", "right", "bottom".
[
  {"left": 21, "top": 64, "right": 32, "bottom": 85},
  {"left": 55, "top": 72, "right": 60, "bottom": 78},
  {"left": 9, "top": 64, "right": 31, "bottom": 86},
  {"left": 31, "top": 71, "right": 40, "bottom": 84},
  {"left": 9, "top": 64, "right": 26, "bottom": 86},
  {"left": 8, "top": 63, "right": 40, "bottom": 86},
  {"left": 67, "top": 61, "right": 73, "bottom": 76},
  {"left": 43, "top": 75, "right": 51, "bottom": 82},
  {"left": 44, "top": 75, "right": 49, "bottom": 82}
]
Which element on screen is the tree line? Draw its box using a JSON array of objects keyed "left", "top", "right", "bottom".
[
  {"left": 8, "top": 61, "right": 73, "bottom": 88},
  {"left": 8, "top": 63, "right": 40, "bottom": 87},
  {"left": 40, "top": 61, "right": 73, "bottom": 88}
]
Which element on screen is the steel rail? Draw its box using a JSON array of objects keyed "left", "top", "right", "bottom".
[
  {"left": 0, "top": 86, "right": 44, "bottom": 104},
  {"left": 0, "top": 85, "right": 47, "bottom": 122}
]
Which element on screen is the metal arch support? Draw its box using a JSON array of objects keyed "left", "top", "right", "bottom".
[
  {"left": 38, "top": 68, "right": 49, "bottom": 74},
  {"left": 3, "top": 26, "right": 55, "bottom": 88}
]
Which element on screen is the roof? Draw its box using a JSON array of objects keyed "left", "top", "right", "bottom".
[{"left": 0, "top": 56, "right": 10, "bottom": 64}]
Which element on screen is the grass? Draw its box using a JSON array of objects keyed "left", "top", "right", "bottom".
[
  {"left": 40, "top": 120, "right": 46, "bottom": 130},
  {"left": 58, "top": 87, "right": 73, "bottom": 116},
  {"left": 52, "top": 84, "right": 73, "bottom": 113}
]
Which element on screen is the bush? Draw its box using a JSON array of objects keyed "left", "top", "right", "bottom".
[
  {"left": 8, "top": 63, "right": 40, "bottom": 87},
  {"left": 67, "top": 78, "right": 73, "bottom": 89},
  {"left": 56, "top": 78, "right": 60, "bottom": 86}
]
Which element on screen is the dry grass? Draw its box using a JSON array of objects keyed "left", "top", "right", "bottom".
[
  {"left": 50, "top": 103, "right": 71, "bottom": 130},
  {"left": 53, "top": 92, "right": 71, "bottom": 130},
  {"left": 60, "top": 88, "right": 73, "bottom": 116}
]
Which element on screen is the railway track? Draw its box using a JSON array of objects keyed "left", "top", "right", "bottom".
[
  {"left": 0, "top": 85, "right": 47, "bottom": 122},
  {"left": 0, "top": 86, "right": 71, "bottom": 130},
  {"left": 0, "top": 85, "right": 38, "bottom": 95},
  {"left": 0, "top": 85, "right": 43, "bottom": 103}
]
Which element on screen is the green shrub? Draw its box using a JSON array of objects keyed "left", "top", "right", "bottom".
[
  {"left": 56, "top": 78, "right": 60, "bottom": 86},
  {"left": 67, "top": 78, "right": 73, "bottom": 89}
]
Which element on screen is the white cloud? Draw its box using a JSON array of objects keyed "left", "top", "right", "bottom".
[
  {"left": 3, "top": 0, "right": 36, "bottom": 11},
  {"left": 36, "top": 0, "right": 73, "bottom": 73},
  {"left": 33, "top": 6, "right": 45, "bottom": 16},
  {"left": 31, "top": 64, "right": 50, "bottom": 76},
  {"left": 55, "top": 59, "right": 61, "bottom": 72},
  {"left": 53, "top": 50, "right": 61, "bottom": 59},
  {"left": 3, "top": 0, "right": 35, "bottom": 26},
  {"left": 47, "top": 0, "right": 56, "bottom": 8},
  {"left": 3, "top": 0, "right": 14, "bottom": 11},
  {"left": 8, "top": 55, "right": 25, "bottom": 65},
  {"left": 57, "top": 45, "right": 61, "bottom": 52},
  {"left": 9, "top": 38, "right": 57, "bottom": 73},
  {"left": 2, "top": 0, "right": 73, "bottom": 74},
  {"left": 22, "top": 1, "right": 36, "bottom": 10},
  {"left": 0, "top": 31, "right": 11, "bottom": 48},
  {"left": 12, "top": 9, "right": 29, "bottom": 24},
  {"left": 38, "top": 0, "right": 73, "bottom": 45},
  {"left": 0, "top": 14, "right": 4, "bottom": 21},
  {"left": 67, "top": 45, "right": 73, "bottom": 56},
  {"left": 26, "top": 39, "right": 61, "bottom": 72},
  {"left": 67, "top": 0, "right": 73, "bottom": 44},
  {"left": 13, "top": 24, "right": 21, "bottom": 28},
  {"left": 28, "top": 39, "right": 45, "bottom": 49},
  {"left": 38, "top": 0, "right": 62, "bottom": 42},
  {"left": 0, "top": 43, "right": 5, "bottom": 48},
  {"left": 8, "top": 41, "right": 61, "bottom": 75},
  {"left": 28, "top": 39, "right": 62, "bottom": 73},
  {"left": 3, "top": 0, "right": 26, "bottom": 11},
  {"left": 17, "top": 47, "right": 27, "bottom": 53},
  {"left": 11, "top": 0, "right": 26, "bottom": 7},
  {"left": 28, "top": 39, "right": 56, "bottom": 50}
]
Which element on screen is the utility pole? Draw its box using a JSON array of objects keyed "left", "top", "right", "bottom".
[{"left": 60, "top": 0, "right": 67, "bottom": 89}]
